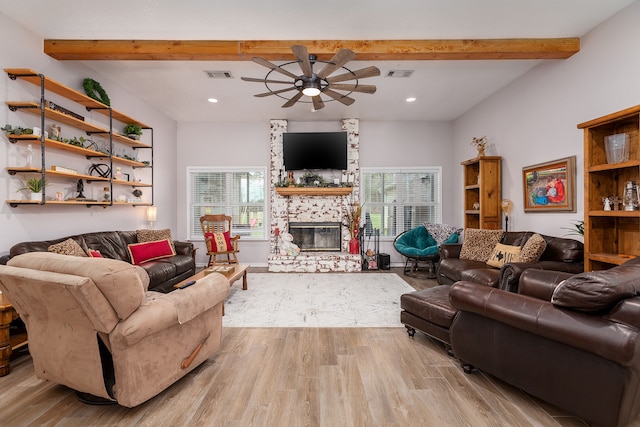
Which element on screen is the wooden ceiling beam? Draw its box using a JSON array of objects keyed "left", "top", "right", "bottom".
[{"left": 44, "top": 38, "right": 580, "bottom": 61}]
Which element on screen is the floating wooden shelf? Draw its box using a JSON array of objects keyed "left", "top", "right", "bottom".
[
  {"left": 4, "top": 68, "right": 151, "bottom": 128},
  {"left": 275, "top": 187, "right": 353, "bottom": 196}
]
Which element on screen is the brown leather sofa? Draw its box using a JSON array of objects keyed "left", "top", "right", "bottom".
[
  {"left": 3, "top": 230, "right": 195, "bottom": 293},
  {"left": 437, "top": 231, "right": 584, "bottom": 290},
  {"left": 449, "top": 258, "right": 640, "bottom": 427}
]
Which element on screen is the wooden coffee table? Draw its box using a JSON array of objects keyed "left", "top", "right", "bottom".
[{"left": 174, "top": 264, "right": 250, "bottom": 290}]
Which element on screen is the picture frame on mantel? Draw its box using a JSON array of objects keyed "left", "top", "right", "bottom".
[{"left": 522, "top": 156, "right": 576, "bottom": 212}]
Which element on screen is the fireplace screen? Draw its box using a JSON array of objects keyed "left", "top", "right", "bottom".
[{"left": 289, "top": 222, "right": 342, "bottom": 252}]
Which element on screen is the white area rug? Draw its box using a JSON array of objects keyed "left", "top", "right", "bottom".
[{"left": 222, "top": 273, "right": 415, "bottom": 328}]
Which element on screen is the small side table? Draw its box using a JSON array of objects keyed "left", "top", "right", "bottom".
[{"left": 0, "top": 295, "right": 28, "bottom": 376}]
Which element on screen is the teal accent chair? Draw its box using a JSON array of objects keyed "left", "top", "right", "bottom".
[{"left": 393, "top": 226, "right": 458, "bottom": 278}]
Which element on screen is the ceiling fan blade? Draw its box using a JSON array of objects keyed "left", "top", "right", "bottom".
[
  {"left": 252, "top": 57, "right": 299, "bottom": 80},
  {"left": 291, "top": 45, "right": 313, "bottom": 77},
  {"left": 241, "top": 77, "right": 293, "bottom": 84},
  {"left": 282, "top": 91, "right": 304, "bottom": 108},
  {"left": 327, "top": 83, "right": 377, "bottom": 94},
  {"left": 254, "top": 87, "right": 298, "bottom": 97},
  {"left": 312, "top": 96, "right": 325, "bottom": 111},
  {"left": 316, "top": 49, "right": 357, "bottom": 79},
  {"left": 322, "top": 89, "right": 356, "bottom": 106},
  {"left": 326, "top": 66, "right": 381, "bottom": 83}
]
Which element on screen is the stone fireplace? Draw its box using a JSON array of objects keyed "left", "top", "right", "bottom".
[{"left": 267, "top": 118, "right": 362, "bottom": 272}]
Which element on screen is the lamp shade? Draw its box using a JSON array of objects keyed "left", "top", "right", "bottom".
[
  {"left": 501, "top": 199, "right": 513, "bottom": 217},
  {"left": 146, "top": 206, "right": 157, "bottom": 222}
]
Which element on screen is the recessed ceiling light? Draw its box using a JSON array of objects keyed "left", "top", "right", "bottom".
[
  {"left": 406, "top": 97, "right": 417, "bottom": 103},
  {"left": 207, "top": 98, "right": 218, "bottom": 103}
]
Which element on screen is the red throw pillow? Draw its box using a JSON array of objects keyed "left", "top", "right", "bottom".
[
  {"left": 87, "top": 249, "right": 103, "bottom": 258},
  {"left": 127, "top": 239, "right": 176, "bottom": 265},
  {"left": 205, "top": 231, "right": 232, "bottom": 252}
]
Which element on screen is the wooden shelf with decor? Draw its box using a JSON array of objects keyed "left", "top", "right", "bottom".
[
  {"left": 578, "top": 104, "right": 640, "bottom": 271},
  {"left": 4, "top": 68, "right": 150, "bottom": 129},
  {"left": 275, "top": 187, "right": 353, "bottom": 196},
  {"left": 461, "top": 156, "right": 502, "bottom": 229},
  {"left": 6, "top": 200, "right": 111, "bottom": 207},
  {"left": 4, "top": 68, "right": 154, "bottom": 208}
]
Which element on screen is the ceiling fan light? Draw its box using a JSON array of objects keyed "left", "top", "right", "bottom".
[{"left": 302, "top": 86, "right": 321, "bottom": 97}]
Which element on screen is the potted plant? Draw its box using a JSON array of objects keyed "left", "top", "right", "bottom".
[
  {"left": 124, "top": 123, "right": 142, "bottom": 140},
  {"left": 17, "top": 177, "right": 48, "bottom": 201},
  {"left": 562, "top": 220, "right": 584, "bottom": 237}
]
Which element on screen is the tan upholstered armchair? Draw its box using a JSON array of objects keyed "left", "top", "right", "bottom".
[{"left": 0, "top": 252, "right": 229, "bottom": 407}]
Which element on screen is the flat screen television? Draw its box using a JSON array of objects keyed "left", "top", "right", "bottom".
[{"left": 283, "top": 132, "right": 348, "bottom": 170}]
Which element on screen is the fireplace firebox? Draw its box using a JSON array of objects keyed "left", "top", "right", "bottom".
[{"left": 289, "top": 222, "right": 342, "bottom": 252}]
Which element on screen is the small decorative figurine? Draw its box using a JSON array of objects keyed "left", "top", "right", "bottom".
[
  {"left": 75, "top": 179, "right": 86, "bottom": 199},
  {"left": 279, "top": 232, "right": 300, "bottom": 257},
  {"left": 603, "top": 197, "right": 612, "bottom": 211}
]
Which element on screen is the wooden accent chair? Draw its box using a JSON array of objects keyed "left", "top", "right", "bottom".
[{"left": 200, "top": 214, "right": 240, "bottom": 266}]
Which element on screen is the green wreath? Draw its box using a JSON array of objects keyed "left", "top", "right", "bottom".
[{"left": 83, "top": 78, "right": 111, "bottom": 106}]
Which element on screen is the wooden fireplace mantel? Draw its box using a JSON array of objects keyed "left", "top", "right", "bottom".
[{"left": 275, "top": 187, "right": 353, "bottom": 196}]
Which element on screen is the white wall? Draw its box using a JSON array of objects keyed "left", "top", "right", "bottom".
[
  {"left": 0, "top": 13, "right": 178, "bottom": 256},
  {"left": 176, "top": 120, "right": 454, "bottom": 266},
  {"left": 452, "top": 1, "right": 640, "bottom": 238}
]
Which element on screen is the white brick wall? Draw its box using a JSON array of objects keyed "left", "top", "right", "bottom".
[{"left": 268, "top": 118, "right": 362, "bottom": 272}]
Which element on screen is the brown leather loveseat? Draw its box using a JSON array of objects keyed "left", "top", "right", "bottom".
[
  {"left": 437, "top": 230, "right": 584, "bottom": 291},
  {"left": 449, "top": 258, "right": 640, "bottom": 427},
  {"left": 3, "top": 230, "right": 195, "bottom": 293}
]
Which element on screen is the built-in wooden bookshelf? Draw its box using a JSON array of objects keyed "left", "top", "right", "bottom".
[
  {"left": 461, "top": 156, "right": 502, "bottom": 229},
  {"left": 578, "top": 105, "right": 640, "bottom": 271}
]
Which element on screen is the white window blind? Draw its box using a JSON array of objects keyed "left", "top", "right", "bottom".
[
  {"left": 361, "top": 167, "right": 442, "bottom": 238},
  {"left": 187, "top": 167, "right": 267, "bottom": 241}
]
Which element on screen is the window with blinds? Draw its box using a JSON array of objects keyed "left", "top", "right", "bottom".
[
  {"left": 361, "top": 167, "right": 442, "bottom": 238},
  {"left": 187, "top": 167, "right": 267, "bottom": 241}
]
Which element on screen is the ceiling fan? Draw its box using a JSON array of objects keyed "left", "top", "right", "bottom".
[{"left": 241, "top": 45, "right": 380, "bottom": 111}]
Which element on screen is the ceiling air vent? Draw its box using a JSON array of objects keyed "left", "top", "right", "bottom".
[
  {"left": 385, "top": 70, "right": 414, "bottom": 78},
  {"left": 204, "top": 70, "right": 234, "bottom": 79}
]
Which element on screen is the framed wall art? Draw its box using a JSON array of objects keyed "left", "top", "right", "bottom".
[{"left": 522, "top": 156, "right": 576, "bottom": 212}]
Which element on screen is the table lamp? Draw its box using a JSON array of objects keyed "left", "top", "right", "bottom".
[{"left": 501, "top": 199, "right": 513, "bottom": 231}]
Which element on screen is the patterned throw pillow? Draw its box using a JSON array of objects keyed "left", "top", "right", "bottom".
[
  {"left": 459, "top": 228, "right": 505, "bottom": 263},
  {"left": 205, "top": 231, "right": 232, "bottom": 253},
  {"left": 424, "top": 223, "right": 461, "bottom": 246},
  {"left": 518, "top": 233, "right": 547, "bottom": 262},
  {"left": 127, "top": 239, "right": 176, "bottom": 265},
  {"left": 487, "top": 243, "right": 522, "bottom": 268},
  {"left": 137, "top": 228, "right": 174, "bottom": 250},
  {"left": 48, "top": 238, "right": 87, "bottom": 257}
]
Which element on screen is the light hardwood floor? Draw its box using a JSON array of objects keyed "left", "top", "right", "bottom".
[{"left": 0, "top": 268, "right": 633, "bottom": 426}]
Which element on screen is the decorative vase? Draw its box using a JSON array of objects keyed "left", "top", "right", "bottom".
[
  {"left": 477, "top": 146, "right": 486, "bottom": 157},
  {"left": 30, "top": 192, "right": 42, "bottom": 202},
  {"left": 349, "top": 237, "right": 360, "bottom": 254}
]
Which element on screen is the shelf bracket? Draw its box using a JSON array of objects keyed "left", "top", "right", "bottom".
[{"left": 8, "top": 104, "right": 39, "bottom": 113}]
